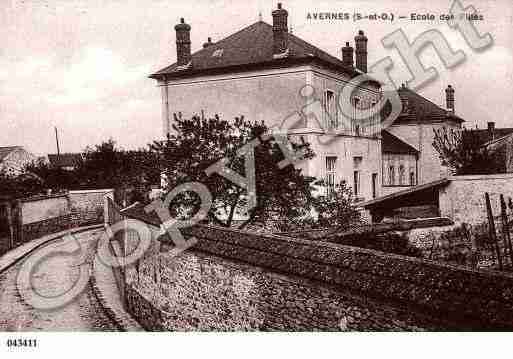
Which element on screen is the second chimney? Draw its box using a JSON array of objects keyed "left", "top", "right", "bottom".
[
  {"left": 445, "top": 85, "right": 455, "bottom": 113},
  {"left": 354, "top": 30, "right": 368, "bottom": 73},
  {"left": 175, "top": 18, "right": 192, "bottom": 66},
  {"left": 203, "top": 37, "right": 214, "bottom": 48},
  {"left": 342, "top": 42, "right": 354, "bottom": 68},
  {"left": 272, "top": 3, "right": 289, "bottom": 56},
  {"left": 488, "top": 122, "right": 495, "bottom": 140}
]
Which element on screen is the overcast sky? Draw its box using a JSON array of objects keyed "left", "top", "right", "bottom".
[{"left": 1, "top": 0, "right": 512, "bottom": 155}]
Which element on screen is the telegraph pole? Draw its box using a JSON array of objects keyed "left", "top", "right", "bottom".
[{"left": 54, "top": 127, "right": 61, "bottom": 155}]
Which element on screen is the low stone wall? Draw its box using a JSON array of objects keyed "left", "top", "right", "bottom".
[
  {"left": 13, "top": 189, "right": 114, "bottom": 248},
  {"left": 118, "top": 213, "right": 513, "bottom": 330},
  {"left": 21, "top": 208, "right": 104, "bottom": 244},
  {"left": 126, "top": 253, "right": 447, "bottom": 331}
]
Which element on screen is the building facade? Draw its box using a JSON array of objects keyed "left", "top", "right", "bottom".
[
  {"left": 382, "top": 84, "right": 464, "bottom": 194},
  {"left": 150, "top": 4, "right": 464, "bottom": 202}
]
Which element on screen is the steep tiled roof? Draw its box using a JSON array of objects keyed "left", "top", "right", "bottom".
[
  {"left": 0, "top": 146, "right": 21, "bottom": 162},
  {"left": 47, "top": 153, "right": 83, "bottom": 168},
  {"left": 382, "top": 130, "right": 419, "bottom": 155},
  {"left": 150, "top": 21, "right": 362, "bottom": 80},
  {"left": 392, "top": 86, "right": 464, "bottom": 125}
]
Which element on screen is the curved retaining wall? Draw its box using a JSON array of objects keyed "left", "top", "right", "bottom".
[{"left": 118, "top": 217, "right": 513, "bottom": 330}]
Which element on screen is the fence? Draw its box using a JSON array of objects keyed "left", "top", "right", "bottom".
[{"left": 481, "top": 192, "right": 513, "bottom": 270}]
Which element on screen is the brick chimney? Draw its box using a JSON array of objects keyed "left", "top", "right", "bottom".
[
  {"left": 203, "top": 37, "right": 214, "bottom": 49},
  {"left": 175, "top": 18, "right": 192, "bottom": 67},
  {"left": 445, "top": 85, "right": 455, "bottom": 113},
  {"left": 272, "top": 3, "right": 289, "bottom": 57},
  {"left": 354, "top": 30, "right": 368, "bottom": 73},
  {"left": 341, "top": 42, "right": 354, "bottom": 68},
  {"left": 488, "top": 122, "right": 495, "bottom": 140}
]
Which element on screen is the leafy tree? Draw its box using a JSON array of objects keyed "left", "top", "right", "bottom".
[
  {"left": 151, "top": 113, "right": 362, "bottom": 231},
  {"left": 151, "top": 113, "right": 317, "bottom": 229},
  {"left": 0, "top": 169, "right": 44, "bottom": 198},
  {"left": 433, "top": 127, "right": 504, "bottom": 175},
  {"left": 311, "top": 181, "right": 362, "bottom": 230},
  {"left": 25, "top": 159, "right": 80, "bottom": 192},
  {"left": 77, "top": 139, "right": 159, "bottom": 203}
]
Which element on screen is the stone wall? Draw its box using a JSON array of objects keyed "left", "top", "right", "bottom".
[
  {"left": 439, "top": 174, "right": 513, "bottom": 224},
  {"left": 119, "top": 215, "right": 513, "bottom": 330},
  {"left": 15, "top": 189, "right": 114, "bottom": 246},
  {"left": 126, "top": 252, "right": 447, "bottom": 331}
]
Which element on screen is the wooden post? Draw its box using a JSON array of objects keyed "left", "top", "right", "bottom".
[
  {"left": 501, "top": 195, "right": 513, "bottom": 267},
  {"left": 462, "top": 223, "right": 478, "bottom": 268},
  {"left": 485, "top": 193, "right": 503, "bottom": 270}
]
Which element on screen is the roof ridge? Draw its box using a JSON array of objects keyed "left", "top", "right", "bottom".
[
  {"left": 382, "top": 129, "right": 419, "bottom": 153},
  {"left": 153, "top": 21, "right": 268, "bottom": 75},
  {"left": 150, "top": 20, "right": 363, "bottom": 80}
]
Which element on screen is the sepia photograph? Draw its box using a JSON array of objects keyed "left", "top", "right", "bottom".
[{"left": 1, "top": 0, "right": 513, "bottom": 356}]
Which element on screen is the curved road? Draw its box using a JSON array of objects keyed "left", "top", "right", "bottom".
[{"left": 0, "top": 229, "right": 119, "bottom": 331}]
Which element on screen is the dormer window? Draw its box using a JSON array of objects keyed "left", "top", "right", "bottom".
[{"left": 212, "top": 49, "right": 224, "bottom": 57}]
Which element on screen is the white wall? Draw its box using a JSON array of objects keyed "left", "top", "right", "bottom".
[
  {"left": 160, "top": 66, "right": 311, "bottom": 135},
  {"left": 21, "top": 195, "right": 69, "bottom": 224},
  {"left": 439, "top": 174, "right": 513, "bottom": 224}
]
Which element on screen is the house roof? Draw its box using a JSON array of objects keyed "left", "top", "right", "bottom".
[
  {"left": 47, "top": 153, "right": 83, "bottom": 168},
  {"left": 382, "top": 130, "right": 419, "bottom": 155},
  {"left": 474, "top": 128, "right": 513, "bottom": 146},
  {"left": 150, "top": 21, "right": 370, "bottom": 82},
  {"left": 0, "top": 146, "right": 22, "bottom": 162},
  {"left": 389, "top": 85, "right": 464, "bottom": 125},
  {"left": 360, "top": 178, "right": 451, "bottom": 210}
]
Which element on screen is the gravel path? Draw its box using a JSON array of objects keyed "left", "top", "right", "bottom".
[{"left": 0, "top": 229, "right": 119, "bottom": 331}]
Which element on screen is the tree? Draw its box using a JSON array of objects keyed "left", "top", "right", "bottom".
[
  {"left": 77, "top": 139, "right": 159, "bottom": 204},
  {"left": 0, "top": 169, "right": 44, "bottom": 199},
  {"left": 151, "top": 113, "right": 317, "bottom": 229},
  {"left": 151, "top": 113, "right": 363, "bottom": 231},
  {"left": 25, "top": 159, "right": 80, "bottom": 192},
  {"left": 311, "top": 181, "right": 362, "bottom": 230},
  {"left": 433, "top": 127, "right": 504, "bottom": 175}
]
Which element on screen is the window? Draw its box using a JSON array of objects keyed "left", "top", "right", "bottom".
[
  {"left": 409, "top": 169, "right": 416, "bottom": 186},
  {"left": 353, "top": 156, "right": 362, "bottom": 197},
  {"left": 326, "top": 156, "right": 337, "bottom": 196},
  {"left": 353, "top": 170, "right": 360, "bottom": 197},
  {"left": 399, "top": 165, "right": 406, "bottom": 185},
  {"left": 388, "top": 165, "right": 395, "bottom": 185},
  {"left": 324, "top": 90, "right": 337, "bottom": 129},
  {"left": 352, "top": 97, "right": 360, "bottom": 135},
  {"left": 370, "top": 100, "right": 378, "bottom": 136},
  {"left": 372, "top": 173, "right": 378, "bottom": 198},
  {"left": 212, "top": 49, "right": 224, "bottom": 57}
]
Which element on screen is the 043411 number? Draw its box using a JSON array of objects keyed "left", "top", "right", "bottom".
[{"left": 6, "top": 339, "right": 37, "bottom": 348}]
